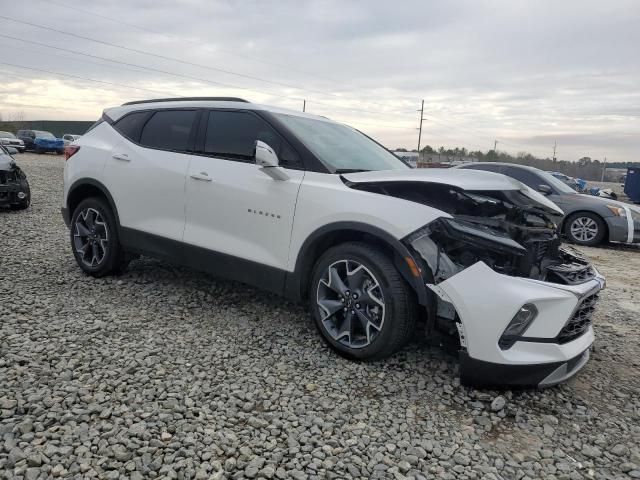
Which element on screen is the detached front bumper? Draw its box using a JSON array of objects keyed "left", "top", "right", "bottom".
[{"left": 428, "top": 261, "right": 605, "bottom": 388}]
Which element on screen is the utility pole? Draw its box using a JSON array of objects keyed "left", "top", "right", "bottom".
[
  {"left": 553, "top": 141, "right": 557, "bottom": 163},
  {"left": 417, "top": 100, "right": 425, "bottom": 161},
  {"left": 601, "top": 157, "right": 607, "bottom": 182},
  {"left": 493, "top": 140, "right": 498, "bottom": 151},
  {"left": 302, "top": 100, "right": 306, "bottom": 112}
]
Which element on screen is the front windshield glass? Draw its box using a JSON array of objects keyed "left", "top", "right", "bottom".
[
  {"left": 34, "top": 131, "right": 55, "bottom": 139},
  {"left": 0, "top": 131, "right": 16, "bottom": 138},
  {"left": 274, "top": 113, "right": 408, "bottom": 172},
  {"left": 539, "top": 170, "right": 577, "bottom": 194}
]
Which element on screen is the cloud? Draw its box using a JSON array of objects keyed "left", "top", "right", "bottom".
[{"left": 0, "top": 0, "right": 638, "bottom": 161}]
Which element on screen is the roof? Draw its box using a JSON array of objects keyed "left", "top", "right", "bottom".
[
  {"left": 104, "top": 97, "right": 336, "bottom": 124},
  {"left": 460, "top": 161, "right": 543, "bottom": 172}
]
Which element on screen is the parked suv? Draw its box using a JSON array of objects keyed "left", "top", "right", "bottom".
[
  {"left": 61, "top": 98, "right": 605, "bottom": 387},
  {"left": 17, "top": 129, "right": 64, "bottom": 154}
]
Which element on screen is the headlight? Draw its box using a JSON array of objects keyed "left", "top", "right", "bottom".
[
  {"left": 0, "top": 139, "right": 8, "bottom": 144},
  {"left": 499, "top": 303, "right": 538, "bottom": 350},
  {"left": 606, "top": 205, "right": 627, "bottom": 217}
]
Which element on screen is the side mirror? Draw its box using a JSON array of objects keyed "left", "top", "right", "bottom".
[
  {"left": 537, "top": 184, "right": 552, "bottom": 195},
  {"left": 254, "top": 140, "right": 289, "bottom": 181}
]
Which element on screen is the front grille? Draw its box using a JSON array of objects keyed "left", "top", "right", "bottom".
[
  {"left": 0, "top": 170, "right": 16, "bottom": 185},
  {"left": 547, "top": 263, "right": 596, "bottom": 285},
  {"left": 546, "top": 246, "right": 596, "bottom": 285},
  {"left": 557, "top": 292, "right": 599, "bottom": 344}
]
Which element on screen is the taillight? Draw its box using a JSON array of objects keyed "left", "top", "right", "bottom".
[{"left": 64, "top": 145, "right": 80, "bottom": 160}]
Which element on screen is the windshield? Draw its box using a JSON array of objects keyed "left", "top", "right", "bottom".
[
  {"left": 34, "top": 131, "right": 56, "bottom": 139},
  {"left": 274, "top": 113, "right": 408, "bottom": 172},
  {"left": 0, "top": 131, "right": 16, "bottom": 138},
  {"left": 539, "top": 170, "right": 577, "bottom": 194}
]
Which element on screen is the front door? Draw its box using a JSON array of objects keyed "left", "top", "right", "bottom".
[{"left": 183, "top": 109, "right": 305, "bottom": 276}]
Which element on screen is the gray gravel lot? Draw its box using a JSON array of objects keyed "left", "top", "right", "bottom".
[{"left": 1, "top": 154, "right": 639, "bottom": 480}]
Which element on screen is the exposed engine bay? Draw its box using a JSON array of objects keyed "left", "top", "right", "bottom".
[{"left": 348, "top": 180, "right": 595, "bottom": 286}]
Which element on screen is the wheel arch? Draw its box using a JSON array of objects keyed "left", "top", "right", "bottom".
[
  {"left": 561, "top": 209, "right": 609, "bottom": 240},
  {"left": 66, "top": 178, "right": 121, "bottom": 228},
  {"left": 284, "top": 222, "right": 431, "bottom": 308}
]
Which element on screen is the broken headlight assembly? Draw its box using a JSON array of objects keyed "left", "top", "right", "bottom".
[
  {"left": 498, "top": 303, "right": 538, "bottom": 350},
  {"left": 405, "top": 217, "right": 528, "bottom": 283}
]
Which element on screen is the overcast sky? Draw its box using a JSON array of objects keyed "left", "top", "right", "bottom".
[{"left": 1, "top": 0, "right": 638, "bottom": 161}]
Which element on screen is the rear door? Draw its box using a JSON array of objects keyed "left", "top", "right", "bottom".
[
  {"left": 183, "top": 109, "right": 305, "bottom": 272},
  {"left": 103, "top": 109, "right": 198, "bottom": 241}
]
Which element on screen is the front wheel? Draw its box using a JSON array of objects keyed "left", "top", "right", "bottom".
[
  {"left": 310, "top": 242, "right": 417, "bottom": 360},
  {"left": 70, "top": 197, "right": 128, "bottom": 277},
  {"left": 565, "top": 212, "right": 606, "bottom": 246}
]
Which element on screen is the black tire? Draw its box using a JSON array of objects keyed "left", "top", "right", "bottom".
[
  {"left": 309, "top": 242, "right": 417, "bottom": 360},
  {"left": 70, "top": 197, "right": 128, "bottom": 277},
  {"left": 564, "top": 212, "right": 607, "bottom": 246}
]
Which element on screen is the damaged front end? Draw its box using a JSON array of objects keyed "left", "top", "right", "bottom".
[
  {"left": 0, "top": 152, "right": 30, "bottom": 209},
  {"left": 349, "top": 177, "right": 604, "bottom": 387}
]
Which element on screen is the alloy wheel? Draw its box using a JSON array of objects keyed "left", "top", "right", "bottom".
[
  {"left": 73, "top": 207, "right": 109, "bottom": 267},
  {"left": 570, "top": 217, "right": 598, "bottom": 242},
  {"left": 316, "top": 259, "right": 385, "bottom": 349}
]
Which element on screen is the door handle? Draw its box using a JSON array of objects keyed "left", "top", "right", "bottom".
[
  {"left": 112, "top": 153, "right": 130, "bottom": 162},
  {"left": 190, "top": 171, "right": 212, "bottom": 182}
]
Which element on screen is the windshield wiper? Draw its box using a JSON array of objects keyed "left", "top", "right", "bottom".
[{"left": 334, "top": 168, "right": 372, "bottom": 174}]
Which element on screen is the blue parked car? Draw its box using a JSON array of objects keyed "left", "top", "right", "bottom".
[{"left": 17, "top": 129, "right": 64, "bottom": 154}]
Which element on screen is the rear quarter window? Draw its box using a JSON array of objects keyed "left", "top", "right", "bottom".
[
  {"left": 113, "top": 111, "right": 152, "bottom": 143},
  {"left": 139, "top": 110, "right": 197, "bottom": 152}
]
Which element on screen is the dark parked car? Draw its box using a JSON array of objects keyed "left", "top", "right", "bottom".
[
  {"left": 17, "top": 129, "right": 64, "bottom": 154},
  {"left": 457, "top": 162, "right": 640, "bottom": 246},
  {"left": 0, "top": 131, "right": 26, "bottom": 153},
  {"left": 0, "top": 145, "right": 30, "bottom": 210}
]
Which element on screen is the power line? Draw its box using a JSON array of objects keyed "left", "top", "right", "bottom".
[
  {"left": 0, "top": 14, "right": 415, "bottom": 114},
  {"left": 46, "top": 0, "right": 347, "bottom": 87},
  {"left": 0, "top": 30, "right": 416, "bottom": 118},
  {"left": 0, "top": 63, "right": 417, "bottom": 132},
  {"left": 0, "top": 61, "right": 178, "bottom": 96}
]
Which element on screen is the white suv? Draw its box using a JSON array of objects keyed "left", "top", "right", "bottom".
[{"left": 62, "top": 97, "right": 605, "bottom": 387}]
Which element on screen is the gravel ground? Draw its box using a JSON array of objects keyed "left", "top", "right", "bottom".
[{"left": 1, "top": 153, "right": 639, "bottom": 480}]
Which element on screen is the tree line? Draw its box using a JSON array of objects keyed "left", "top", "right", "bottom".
[{"left": 393, "top": 146, "right": 637, "bottom": 182}]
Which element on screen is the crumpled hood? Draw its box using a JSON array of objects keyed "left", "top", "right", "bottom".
[{"left": 343, "top": 168, "right": 564, "bottom": 215}]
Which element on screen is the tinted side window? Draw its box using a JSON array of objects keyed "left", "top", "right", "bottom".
[
  {"left": 139, "top": 110, "right": 197, "bottom": 151},
  {"left": 114, "top": 111, "right": 150, "bottom": 142},
  {"left": 204, "top": 110, "right": 300, "bottom": 167},
  {"left": 502, "top": 166, "right": 542, "bottom": 189}
]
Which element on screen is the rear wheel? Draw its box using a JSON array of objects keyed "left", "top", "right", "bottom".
[
  {"left": 310, "top": 242, "right": 417, "bottom": 360},
  {"left": 70, "top": 197, "right": 128, "bottom": 277},
  {"left": 565, "top": 212, "right": 606, "bottom": 246}
]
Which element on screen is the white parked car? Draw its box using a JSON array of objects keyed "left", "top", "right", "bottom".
[
  {"left": 0, "top": 131, "right": 25, "bottom": 153},
  {"left": 61, "top": 97, "right": 605, "bottom": 387},
  {"left": 62, "top": 134, "right": 82, "bottom": 146}
]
